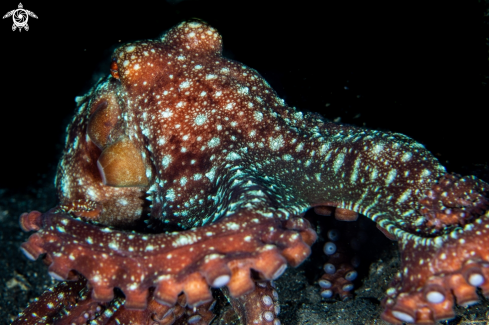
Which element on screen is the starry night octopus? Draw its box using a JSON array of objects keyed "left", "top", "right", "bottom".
[{"left": 14, "top": 19, "right": 489, "bottom": 325}]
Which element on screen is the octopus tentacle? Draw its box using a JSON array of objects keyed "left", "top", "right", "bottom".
[
  {"left": 12, "top": 273, "right": 215, "bottom": 325},
  {"left": 174, "top": 298, "right": 216, "bottom": 325},
  {"left": 102, "top": 292, "right": 216, "bottom": 325},
  {"left": 223, "top": 280, "right": 281, "bottom": 325},
  {"left": 19, "top": 209, "right": 314, "bottom": 313},
  {"left": 12, "top": 278, "right": 90, "bottom": 325},
  {"left": 319, "top": 228, "right": 359, "bottom": 300},
  {"left": 380, "top": 175, "right": 489, "bottom": 324}
]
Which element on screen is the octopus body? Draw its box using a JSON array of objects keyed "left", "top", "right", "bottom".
[{"left": 14, "top": 20, "right": 489, "bottom": 324}]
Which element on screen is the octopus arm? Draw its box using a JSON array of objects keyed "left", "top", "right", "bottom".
[
  {"left": 12, "top": 278, "right": 89, "bottom": 325},
  {"left": 12, "top": 274, "right": 213, "bottom": 325},
  {"left": 380, "top": 175, "right": 489, "bottom": 324},
  {"left": 222, "top": 280, "right": 281, "bottom": 325},
  {"left": 19, "top": 208, "right": 315, "bottom": 316}
]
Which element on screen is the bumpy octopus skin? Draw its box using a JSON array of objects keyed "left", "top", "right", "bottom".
[{"left": 14, "top": 20, "right": 489, "bottom": 324}]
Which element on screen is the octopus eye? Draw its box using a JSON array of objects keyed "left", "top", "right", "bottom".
[
  {"left": 87, "top": 99, "right": 120, "bottom": 149},
  {"left": 110, "top": 58, "right": 120, "bottom": 79},
  {"left": 87, "top": 97, "right": 149, "bottom": 187}
]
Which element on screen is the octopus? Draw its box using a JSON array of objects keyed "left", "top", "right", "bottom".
[{"left": 13, "top": 19, "right": 489, "bottom": 324}]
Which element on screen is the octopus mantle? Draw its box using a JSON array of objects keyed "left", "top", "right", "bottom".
[{"left": 14, "top": 20, "right": 489, "bottom": 325}]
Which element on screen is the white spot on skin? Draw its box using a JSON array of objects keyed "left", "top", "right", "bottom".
[
  {"left": 320, "top": 143, "right": 330, "bottom": 155},
  {"left": 161, "top": 109, "right": 173, "bottom": 118},
  {"left": 350, "top": 157, "right": 361, "bottom": 183},
  {"left": 194, "top": 114, "right": 207, "bottom": 125},
  {"left": 206, "top": 167, "right": 216, "bottom": 181},
  {"left": 269, "top": 135, "right": 284, "bottom": 151},
  {"left": 402, "top": 152, "right": 412, "bottom": 162},
  {"left": 162, "top": 155, "right": 172, "bottom": 169},
  {"left": 397, "top": 189, "right": 412, "bottom": 204},
  {"left": 370, "top": 168, "right": 378, "bottom": 181},
  {"left": 333, "top": 153, "right": 345, "bottom": 173},
  {"left": 385, "top": 169, "right": 398, "bottom": 186},
  {"left": 158, "top": 136, "right": 166, "bottom": 145},
  {"left": 226, "top": 152, "right": 241, "bottom": 160},
  {"left": 172, "top": 233, "right": 198, "bottom": 247},
  {"left": 133, "top": 64, "right": 140, "bottom": 70},
  {"left": 421, "top": 169, "right": 431, "bottom": 178},
  {"left": 166, "top": 189, "right": 176, "bottom": 202},
  {"left": 254, "top": 111, "right": 263, "bottom": 121},
  {"left": 283, "top": 154, "right": 293, "bottom": 161},
  {"left": 108, "top": 241, "right": 119, "bottom": 251},
  {"left": 238, "top": 87, "right": 249, "bottom": 94},
  {"left": 227, "top": 222, "right": 240, "bottom": 230},
  {"left": 208, "top": 137, "right": 220, "bottom": 148},
  {"left": 180, "top": 81, "right": 191, "bottom": 89},
  {"left": 118, "top": 198, "right": 128, "bottom": 206},
  {"left": 372, "top": 144, "right": 384, "bottom": 155}
]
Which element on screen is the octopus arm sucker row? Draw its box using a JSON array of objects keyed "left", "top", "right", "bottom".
[
  {"left": 223, "top": 281, "right": 281, "bottom": 325},
  {"left": 20, "top": 210, "right": 314, "bottom": 313}
]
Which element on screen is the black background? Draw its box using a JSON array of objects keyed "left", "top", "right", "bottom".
[{"left": 1, "top": 0, "right": 488, "bottom": 190}]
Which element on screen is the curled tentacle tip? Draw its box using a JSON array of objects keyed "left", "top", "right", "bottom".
[{"left": 19, "top": 210, "right": 42, "bottom": 232}]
